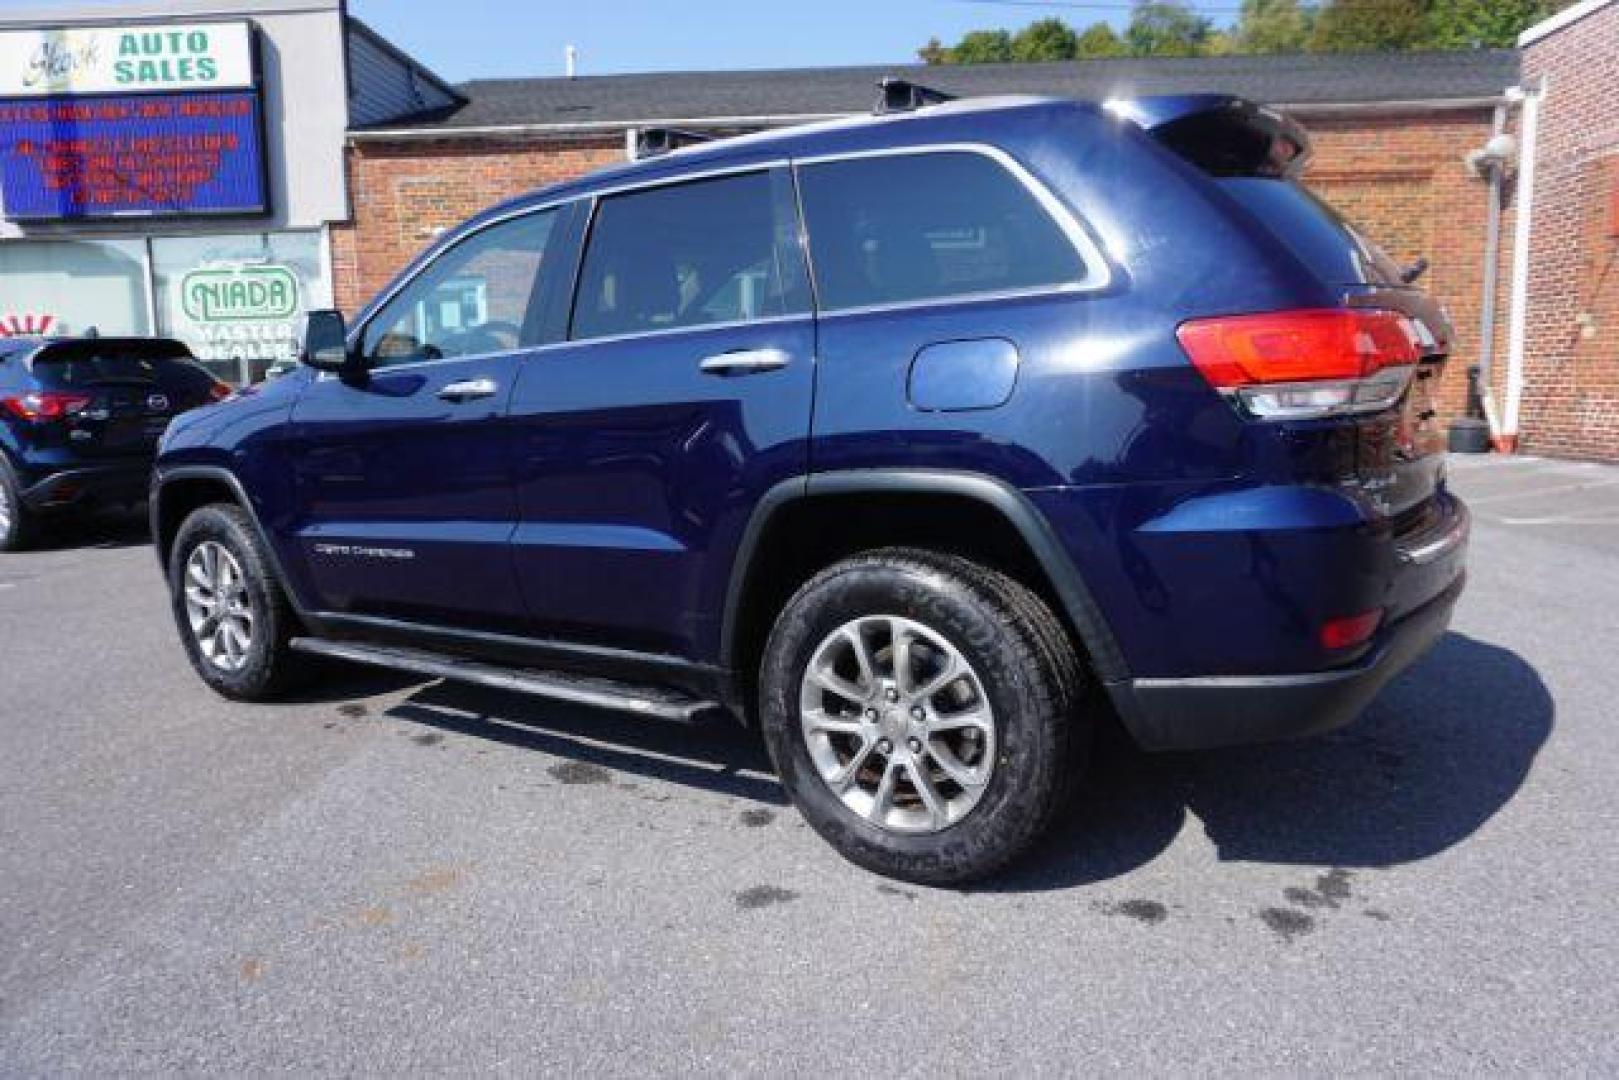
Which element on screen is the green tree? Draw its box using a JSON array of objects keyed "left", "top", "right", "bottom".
[
  {"left": 1126, "top": 1, "right": 1213, "bottom": 57},
  {"left": 1075, "top": 22, "right": 1128, "bottom": 57},
  {"left": 918, "top": 36, "right": 949, "bottom": 65},
  {"left": 1310, "top": 0, "right": 1432, "bottom": 52},
  {"left": 1425, "top": 0, "right": 1553, "bottom": 48},
  {"left": 947, "top": 29, "right": 1015, "bottom": 64},
  {"left": 1012, "top": 17, "right": 1079, "bottom": 62},
  {"left": 1233, "top": 0, "right": 1314, "bottom": 53}
]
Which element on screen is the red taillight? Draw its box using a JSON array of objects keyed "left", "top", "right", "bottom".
[
  {"left": 207, "top": 381, "right": 234, "bottom": 402},
  {"left": 1177, "top": 309, "right": 1422, "bottom": 420},
  {"left": 1320, "top": 609, "right": 1383, "bottom": 651},
  {"left": 1178, "top": 309, "right": 1419, "bottom": 387},
  {"left": 2, "top": 391, "right": 93, "bottom": 421}
]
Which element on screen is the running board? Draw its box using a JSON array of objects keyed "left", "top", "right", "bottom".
[{"left": 289, "top": 637, "right": 720, "bottom": 723}]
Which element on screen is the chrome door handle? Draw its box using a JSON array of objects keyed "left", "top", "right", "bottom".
[
  {"left": 698, "top": 348, "right": 791, "bottom": 376},
  {"left": 437, "top": 377, "right": 498, "bottom": 402}
]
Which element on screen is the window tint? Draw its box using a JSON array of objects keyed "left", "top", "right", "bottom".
[
  {"left": 798, "top": 151, "right": 1087, "bottom": 311},
  {"left": 362, "top": 209, "right": 556, "bottom": 366},
  {"left": 572, "top": 172, "right": 787, "bottom": 341},
  {"left": 32, "top": 341, "right": 204, "bottom": 390}
]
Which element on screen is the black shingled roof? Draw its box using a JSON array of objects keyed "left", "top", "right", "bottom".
[{"left": 364, "top": 49, "right": 1520, "bottom": 132}]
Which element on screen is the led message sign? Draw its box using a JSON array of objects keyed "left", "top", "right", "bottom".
[{"left": 0, "top": 90, "right": 268, "bottom": 219}]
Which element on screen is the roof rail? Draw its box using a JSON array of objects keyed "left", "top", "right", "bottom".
[
  {"left": 632, "top": 127, "right": 717, "bottom": 160},
  {"left": 875, "top": 77, "right": 956, "bottom": 116}
]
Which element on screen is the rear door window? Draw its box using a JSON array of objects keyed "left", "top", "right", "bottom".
[
  {"left": 795, "top": 150, "right": 1089, "bottom": 312},
  {"left": 571, "top": 171, "right": 792, "bottom": 341}
]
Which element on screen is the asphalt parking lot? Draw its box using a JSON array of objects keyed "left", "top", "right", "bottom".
[{"left": 2, "top": 454, "right": 1616, "bottom": 1074}]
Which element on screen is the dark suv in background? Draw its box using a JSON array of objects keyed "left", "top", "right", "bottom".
[
  {"left": 0, "top": 336, "right": 228, "bottom": 550},
  {"left": 149, "top": 88, "right": 1468, "bottom": 882}
]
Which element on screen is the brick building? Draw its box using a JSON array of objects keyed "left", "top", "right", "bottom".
[{"left": 1510, "top": 0, "right": 1619, "bottom": 458}]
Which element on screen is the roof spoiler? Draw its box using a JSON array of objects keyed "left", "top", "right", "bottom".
[{"left": 1105, "top": 94, "right": 1312, "bottom": 178}]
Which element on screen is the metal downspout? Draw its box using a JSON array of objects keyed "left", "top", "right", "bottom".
[
  {"left": 1502, "top": 80, "right": 1544, "bottom": 451},
  {"left": 1476, "top": 104, "right": 1508, "bottom": 429}
]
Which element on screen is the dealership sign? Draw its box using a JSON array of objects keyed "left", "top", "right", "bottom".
[
  {"left": 182, "top": 265, "right": 298, "bottom": 322},
  {"left": 0, "top": 21, "right": 265, "bottom": 220},
  {"left": 176, "top": 263, "right": 304, "bottom": 365},
  {"left": 0, "top": 21, "right": 254, "bottom": 97}
]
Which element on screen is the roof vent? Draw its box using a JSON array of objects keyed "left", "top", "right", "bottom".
[
  {"left": 633, "top": 127, "right": 716, "bottom": 160},
  {"left": 875, "top": 77, "right": 955, "bottom": 115}
]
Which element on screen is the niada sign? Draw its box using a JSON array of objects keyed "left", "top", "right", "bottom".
[
  {"left": 0, "top": 21, "right": 254, "bottom": 97},
  {"left": 176, "top": 262, "right": 304, "bottom": 368},
  {"left": 181, "top": 265, "right": 298, "bottom": 322}
]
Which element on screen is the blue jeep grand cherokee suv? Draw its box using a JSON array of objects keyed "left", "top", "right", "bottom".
[{"left": 151, "top": 90, "right": 1468, "bottom": 882}]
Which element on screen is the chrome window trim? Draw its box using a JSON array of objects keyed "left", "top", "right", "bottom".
[
  {"left": 345, "top": 145, "right": 1109, "bottom": 366},
  {"left": 345, "top": 162, "right": 801, "bottom": 372},
  {"left": 791, "top": 143, "right": 1114, "bottom": 315},
  {"left": 579, "top": 157, "right": 792, "bottom": 202},
  {"left": 537, "top": 312, "right": 812, "bottom": 354}
]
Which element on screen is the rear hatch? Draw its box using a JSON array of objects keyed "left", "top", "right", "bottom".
[
  {"left": 1140, "top": 96, "right": 1452, "bottom": 528},
  {"left": 1215, "top": 177, "right": 1453, "bottom": 524},
  {"left": 27, "top": 339, "right": 223, "bottom": 460}
]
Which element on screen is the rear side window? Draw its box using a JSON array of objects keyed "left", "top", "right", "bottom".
[
  {"left": 1217, "top": 178, "right": 1406, "bottom": 287},
  {"left": 572, "top": 171, "right": 790, "bottom": 341},
  {"left": 31, "top": 341, "right": 205, "bottom": 389},
  {"left": 796, "top": 151, "right": 1088, "bottom": 312}
]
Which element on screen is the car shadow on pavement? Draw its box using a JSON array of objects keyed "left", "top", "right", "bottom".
[
  {"left": 988, "top": 631, "right": 1554, "bottom": 891},
  {"left": 336, "top": 630, "right": 1546, "bottom": 887},
  {"left": 384, "top": 681, "right": 790, "bottom": 806},
  {"left": 25, "top": 507, "right": 152, "bottom": 551}
]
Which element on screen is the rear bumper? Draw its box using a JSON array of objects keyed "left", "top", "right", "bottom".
[
  {"left": 21, "top": 464, "right": 151, "bottom": 511},
  {"left": 1117, "top": 499, "right": 1468, "bottom": 752}
]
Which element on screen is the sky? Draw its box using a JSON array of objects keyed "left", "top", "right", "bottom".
[
  {"left": 344, "top": 0, "right": 1247, "bottom": 81},
  {"left": 0, "top": 0, "right": 1246, "bottom": 82}
]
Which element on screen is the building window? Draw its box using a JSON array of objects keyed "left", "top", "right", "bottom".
[
  {"left": 152, "top": 231, "right": 328, "bottom": 385},
  {"left": 0, "top": 239, "right": 151, "bottom": 339}
]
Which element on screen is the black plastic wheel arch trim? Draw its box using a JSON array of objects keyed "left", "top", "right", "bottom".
[
  {"left": 719, "top": 469, "right": 1132, "bottom": 688},
  {"left": 149, "top": 464, "right": 319, "bottom": 626}
]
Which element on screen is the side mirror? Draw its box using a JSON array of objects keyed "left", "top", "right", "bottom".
[{"left": 301, "top": 309, "right": 356, "bottom": 372}]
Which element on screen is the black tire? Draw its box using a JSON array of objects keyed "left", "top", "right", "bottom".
[
  {"left": 0, "top": 456, "right": 35, "bottom": 553},
  {"left": 759, "top": 548, "right": 1093, "bottom": 885},
  {"left": 168, "top": 502, "right": 309, "bottom": 700}
]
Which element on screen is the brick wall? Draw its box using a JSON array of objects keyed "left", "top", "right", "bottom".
[
  {"left": 1518, "top": 0, "right": 1619, "bottom": 460},
  {"left": 330, "top": 138, "right": 622, "bottom": 311},
  {"left": 1305, "top": 110, "right": 1512, "bottom": 422},
  {"left": 334, "top": 111, "right": 1512, "bottom": 428}
]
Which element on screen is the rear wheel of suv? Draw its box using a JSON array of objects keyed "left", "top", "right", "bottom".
[
  {"left": 168, "top": 503, "right": 309, "bottom": 700},
  {"left": 0, "top": 457, "right": 34, "bottom": 553},
  {"left": 759, "top": 548, "right": 1091, "bottom": 885}
]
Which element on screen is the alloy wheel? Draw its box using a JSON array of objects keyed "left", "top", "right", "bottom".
[
  {"left": 798, "top": 615, "right": 996, "bottom": 834},
  {"left": 183, "top": 540, "right": 255, "bottom": 671}
]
